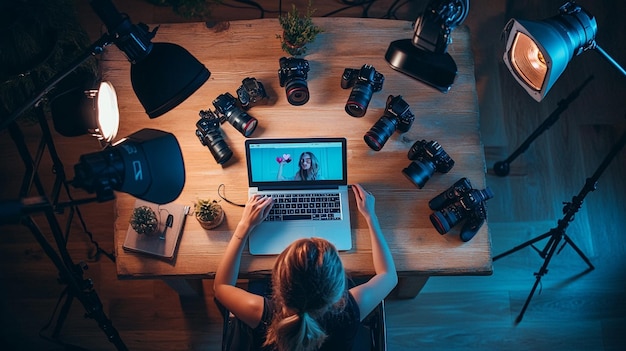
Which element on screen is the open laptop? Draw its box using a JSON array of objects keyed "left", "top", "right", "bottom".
[{"left": 245, "top": 137, "right": 352, "bottom": 255}]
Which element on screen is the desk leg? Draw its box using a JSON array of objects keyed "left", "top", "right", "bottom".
[
  {"left": 163, "top": 278, "right": 204, "bottom": 297},
  {"left": 391, "top": 276, "right": 429, "bottom": 299}
]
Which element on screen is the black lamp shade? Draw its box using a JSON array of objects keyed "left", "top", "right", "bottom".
[{"left": 131, "top": 42, "right": 210, "bottom": 118}]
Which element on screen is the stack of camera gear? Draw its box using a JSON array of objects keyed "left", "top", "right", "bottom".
[
  {"left": 402, "top": 140, "right": 454, "bottom": 188},
  {"left": 196, "top": 77, "right": 268, "bottom": 164},
  {"left": 364, "top": 95, "right": 415, "bottom": 151},
  {"left": 278, "top": 57, "right": 310, "bottom": 106},
  {"left": 429, "top": 177, "right": 493, "bottom": 242},
  {"left": 341, "top": 64, "right": 384, "bottom": 117}
]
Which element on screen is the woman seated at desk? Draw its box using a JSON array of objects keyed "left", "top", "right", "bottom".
[{"left": 214, "top": 184, "right": 397, "bottom": 351}]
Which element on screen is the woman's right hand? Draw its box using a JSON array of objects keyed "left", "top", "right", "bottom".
[
  {"left": 239, "top": 195, "right": 274, "bottom": 229},
  {"left": 352, "top": 183, "right": 375, "bottom": 219}
]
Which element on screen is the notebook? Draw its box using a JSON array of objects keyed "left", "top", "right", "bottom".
[
  {"left": 123, "top": 199, "right": 190, "bottom": 261},
  {"left": 245, "top": 137, "right": 352, "bottom": 255}
]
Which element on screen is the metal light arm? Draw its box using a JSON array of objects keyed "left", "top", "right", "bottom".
[
  {"left": 0, "top": 36, "right": 113, "bottom": 131},
  {"left": 594, "top": 44, "right": 626, "bottom": 77}
]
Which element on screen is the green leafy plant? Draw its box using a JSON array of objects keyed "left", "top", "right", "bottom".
[
  {"left": 130, "top": 206, "right": 159, "bottom": 235},
  {"left": 276, "top": 1, "right": 323, "bottom": 56},
  {"left": 194, "top": 198, "right": 224, "bottom": 229}
]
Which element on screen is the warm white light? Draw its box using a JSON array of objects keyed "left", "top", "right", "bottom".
[
  {"left": 510, "top": 32, "right": 548, "bottom": 91},
  {"left": 95, "top": 81, "right": 119, "bottom": 143}
]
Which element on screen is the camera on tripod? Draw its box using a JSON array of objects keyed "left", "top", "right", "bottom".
[
  {"left": 278, "top": 57, "right": 310, "bottom": 106},
  {"left": 196, "top": 109, "right": 233, "bottom": 165},
  {"left": 429, "top": 177, "right": 493, "bottom": 242},
  {"left": 363, "top": 95, "right": 415, "bottom": 151},
  {"left": 402, "top": 140, "right": 454, "bottom": 188},
  {"left": 212, "top": 92, "right": 258, "bottom": 137},
  {"left": 341, "top": 64, "right": 384, "bottom": 117}
]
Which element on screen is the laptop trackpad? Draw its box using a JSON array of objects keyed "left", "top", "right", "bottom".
[{"left": 249, "top": 222, "right": 317, "bottom": 255}]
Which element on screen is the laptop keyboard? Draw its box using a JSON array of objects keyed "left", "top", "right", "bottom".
[{"left": 264, "top": 193, "right": 342, "bottom": 221}]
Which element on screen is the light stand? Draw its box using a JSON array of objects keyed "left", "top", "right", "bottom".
[
  {"left": 1, "top": 1, "right": 197, "bottom": 347},
  {"left": 493, "top": 128, "right": 626, "bottom": 323},
  {"left": 3, "top": 102, "right": 128, "bottom": 348},
  {"left": 492, "top": 75, "right": 593, "bottom": 177}
]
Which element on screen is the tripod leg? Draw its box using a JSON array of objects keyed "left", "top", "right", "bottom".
[
  {"left": 52, "top": 289, "right": 73, "bottom": 339},
  {"left": 515, "top": 230, "right": 564, "bottom": 323},
  {"left": 562, "top": 234, "right": 595, "bottom": 270},
  {"left": 493, "top": 230, "right": 554, "bottom": 261}
]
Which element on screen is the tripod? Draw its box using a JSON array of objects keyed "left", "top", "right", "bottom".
[
  {"left": 2, "top": 111, "right": 127, "bottom": 349},
  {"left": 493, "top": 128, "right": 626, "bottom": 323}
]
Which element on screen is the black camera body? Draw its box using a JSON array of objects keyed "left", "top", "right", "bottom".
[
  {"left": 278, "top": 57, "right": 310, "bottom": 106},
  {"left": 236, "top": 77, "right": 269, "bottom": 110},
  {"left": 212, "top": 92, "right": 258, "bottom": 137},
  {"left": 429, "top": 177, "right": 493, "bottom": 242},
  {"left": 196, "top": 109, "right": 233, "bottom": 164},
  {"left": 341, "top": 64, "right": 384, "bottom": 117},
  {"left": 402, "top": 140, "right": 454, "bottom": 188},
  {"left": 363, "top": 95, "right": 415, "bottom": 151}
]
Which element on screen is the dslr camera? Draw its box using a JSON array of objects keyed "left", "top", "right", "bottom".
[
  {"left": 363, "top": 95, "right": 415, "bottom": 151},
  {"left": 341, "top": 64, "right": 384, "bottom": 117},
  {"left": 212, "top": 92, "right": 258, "bottom": 137},
  {"left": 196, "top": 109, "right": 233, "bottom": 164},
  {"left": 429, "top": 177, "right": 493, "bottom": 242},
  {"left": 402, "top": 140, "right": 454, "bottom": 188},
  {"left": 278, "top": 57, "right": 310, "bottom": 106},
  {"left": 236, "top": 77, "right": 269, "bottom": 110}
]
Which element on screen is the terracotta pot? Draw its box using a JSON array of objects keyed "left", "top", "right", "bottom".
[{"left": 197, "top": 209, "right": 225, "bottom": 230}]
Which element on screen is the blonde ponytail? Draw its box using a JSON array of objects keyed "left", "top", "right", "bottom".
[{"left": 267, "top": 311, "right": 326, "bottom": 351}]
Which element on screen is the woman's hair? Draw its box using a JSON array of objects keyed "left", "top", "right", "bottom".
[
  {"left": 297, "top": 152, "right": 320, "bottom": 180},
  {"left": 264, "top": 238, "right": 347, "bottom": 351}
]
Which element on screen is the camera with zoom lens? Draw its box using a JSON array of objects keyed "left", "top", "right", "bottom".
[
  {"left": 236, "top": 77, "right": 269, "bottom": 110},
  {"left": 341, "top": 64, "right": 384, "bottom": 117},
  {"left": 363, "top": 95, "right": 415, "bottom": 151},
  {"left": 278, "top": 57, "right": 310, "bottom": 106},
  {"left": 196, "top": 109, "right": 233, "bottom": 165},
  {"left": 212, "top": 92, "right": 258, "bottom": 137},
  {"left": 429, "top": 177, "right": 493, "bottom": 242},
  {"left": 402, "top": 140, "right": 454, "bottom": 189}
]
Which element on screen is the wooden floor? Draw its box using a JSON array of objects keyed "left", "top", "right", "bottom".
[{"left": 1, "top": 1, "right": 625, "bottom": 350}]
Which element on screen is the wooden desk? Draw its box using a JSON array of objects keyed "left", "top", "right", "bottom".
[{"left": 105, "top": 18, "right": 491, "bottom": 297}]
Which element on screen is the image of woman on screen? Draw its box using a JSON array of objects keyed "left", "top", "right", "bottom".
[{"left": 277, "top": 151, "right": 321, "bottom": 181}]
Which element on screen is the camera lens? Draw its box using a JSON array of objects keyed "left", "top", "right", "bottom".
[
  {"left": 345, "top": 84, "right": 374, "bottom": 117},
  {"left": 196, "top": 119, "right": 233, "bottom": 165},
  {"left": 363, "top": 116, "right": 397, "bottom": 151},
  {"left": 203, "top": 129, "right": 232, "bottom": 164},
  {"left": 285, "top": 78, "right": 309, "bottom": 106},
  {"left": 227, "top": 110, "right": 258, "bottom": 137},
  {"left": 402, "top": 161, "right": 436, "bottom": 189},
  {"left": 429, "top": 205, "right": 463, "bottom": 234}
]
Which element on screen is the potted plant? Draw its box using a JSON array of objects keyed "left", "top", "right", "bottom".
[
  {"left": 194, "top": 198, "right": 225, "bottom": 230},
  {"left": 129, "top": 206, "right": 159, "bottom": 235},
  {"left": 276, "top": 1, "right": 323, "bottom": 56}
]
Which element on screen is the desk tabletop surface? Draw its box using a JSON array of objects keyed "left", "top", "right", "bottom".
[{"left": 105, "top": 18, "right": 492, "bottom": 280}]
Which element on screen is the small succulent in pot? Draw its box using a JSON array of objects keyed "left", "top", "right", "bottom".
[
  {"left": 194, "top": 198, "right": 225, "bottom": 230},
  {"left": 130, "top": 206, "right": 159, "bottom": 235}
]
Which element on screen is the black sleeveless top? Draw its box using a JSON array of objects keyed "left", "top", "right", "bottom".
[{"left": 252, "top": 292, "right": 361, "bottom": 351}]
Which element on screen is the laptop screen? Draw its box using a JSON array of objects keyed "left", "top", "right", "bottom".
[{"left": 245, "top": 138, "right": 347, "bottom": 189}]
